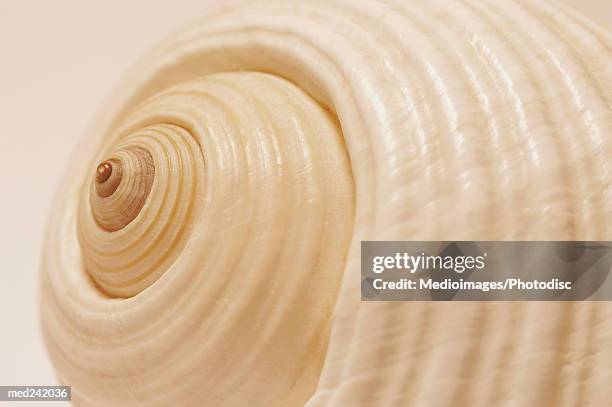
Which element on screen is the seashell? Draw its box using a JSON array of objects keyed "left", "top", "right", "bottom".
[{"left": 40, "top": 0, "right": 612, "bottom": 406}]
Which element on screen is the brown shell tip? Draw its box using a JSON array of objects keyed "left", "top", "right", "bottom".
[
  {"left": 96, "top": 161, "right": 113, "bottom": 183},
  {"left": 94, "top": 159, "right": 122, "bottom": 198}
]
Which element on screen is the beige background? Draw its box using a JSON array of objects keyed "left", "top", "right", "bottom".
[{"left": 0, "top": 1, "right": 608, "bottom": 405}]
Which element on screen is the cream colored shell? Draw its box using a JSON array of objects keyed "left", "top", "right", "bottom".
[{"left": 40, "top": 0, "right": 612, "bottom": 406}]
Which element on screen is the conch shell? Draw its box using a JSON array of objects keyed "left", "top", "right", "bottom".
[{"left": 40, "top": 0, "right": 612, "bottom": 406}]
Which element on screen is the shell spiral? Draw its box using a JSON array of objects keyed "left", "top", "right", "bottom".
[{"left": 40, "top": 1, "right": 612, "bottom": 406}]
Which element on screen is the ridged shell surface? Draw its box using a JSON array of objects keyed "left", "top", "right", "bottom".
[{"left": 40, "top": 0, "right": 612, "bottom": 406}]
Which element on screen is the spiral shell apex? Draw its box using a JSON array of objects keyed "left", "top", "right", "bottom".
[
  {"left": 43, "top": 71, "right": 354, "bottom": 405},
  {"left": 41, "top": 0, "right": 612, "bottom": 406}
]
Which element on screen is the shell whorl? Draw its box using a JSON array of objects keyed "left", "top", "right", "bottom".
[
  {"left": 41, "top": 0, "right": 611, "bottom": 406},
  {"left": 45, "top": 72, "right": 354, "bottom": 405},
  {"left": 91, "top": 148, "right": 153, "bottom": 226},
  {"left": 80, "top": 122, "right": 202, "bottom": 296}
]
